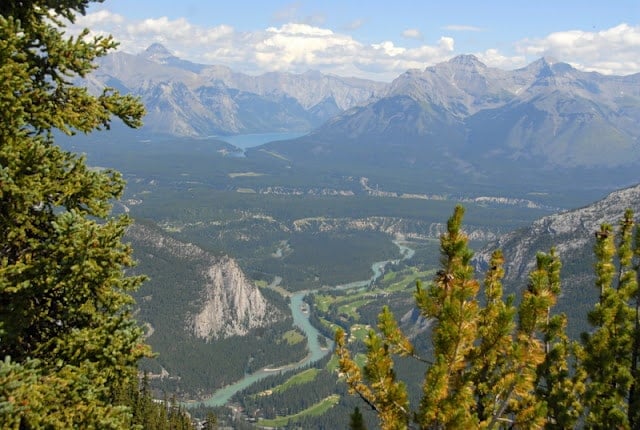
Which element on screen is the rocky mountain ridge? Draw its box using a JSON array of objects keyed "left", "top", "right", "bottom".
[
  {"left": 472, "top": 183, "right": 640, "bottom": 336},
  {"left": 90, "top": 46, "right": 640, "bottom": 173},
  {"left": 303, "top": 54, "right": 640, "bottom": 169},
  {"left": 389, "top": 55, "right": 640, "bottom": 119},
  {"left": 247, "top": 55, "right": 640, "bottom": 205},
  {"left": 88, "top": 47, "right": 640, "bottom": 203},
  {"left": 475, "top": 183, "right": 640, "bottom": 283},
  {"left": 88, "top": 43, "right": 385, "bottom": 136}
]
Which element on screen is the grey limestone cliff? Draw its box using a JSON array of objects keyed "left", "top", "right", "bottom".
[
  {"left": 127, "top": 224, "right": 280, "bottom": 340},
  {"left": 189, "top": 255, "right": 273, "bottom": 340}
]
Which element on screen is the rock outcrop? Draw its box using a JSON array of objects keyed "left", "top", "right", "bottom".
[
  {"left": 127, "top": 224, "right": 279, "bottom": 340},
  {"left": 473, "top": 183, "right": 640, "bottom": 336},
  {"left": 189, "top": 256, "right": 273, "bottom": 340}
]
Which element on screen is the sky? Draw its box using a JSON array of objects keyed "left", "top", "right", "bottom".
[{"left": 72, "top": 0, "right": 640, "bottom": 81}]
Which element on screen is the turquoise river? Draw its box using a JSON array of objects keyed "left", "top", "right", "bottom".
[{"left": 192, "top": 242, "right": 415, "bottom": 407}]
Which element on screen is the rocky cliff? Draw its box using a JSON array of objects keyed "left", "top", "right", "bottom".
[
  {"left": 127, "top": 224, "right": 280, "bottom": 340},
  {"left": 189, "top": 255, "right": 273, "bottom": 340}
]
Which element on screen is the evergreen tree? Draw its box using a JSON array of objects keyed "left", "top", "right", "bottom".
[
  {"left": 467, "top": 249, "right": 516, "bottom": 425},
  {"left": 350, "top": 406, "right": 368, "bottom": 430},
  {"left": 531, "top": 250, "right": 584, "bottom": 429},
  {"left": 111, "top": 374, "right": 193, "bottom": 430},
  {"left": 581, "top": 210, "right": 640, "bottom": 429},
  {"left": 336, "top": 205, "right": 572, "bottom": 429},
  {"left": 511, "top": 249, "right": 567, "bottom": 428},
  {"left": 335, "top": 324, "right": 410, "bottom": 430},
  {"left": 0, "top": 0, "right": 152, "bottom": 427},
  {"left": 204, "top": 411, "right": 219, "bottom": 430},
  {"left": 414, "top": 205, "right": 481, "bottom": 429}
]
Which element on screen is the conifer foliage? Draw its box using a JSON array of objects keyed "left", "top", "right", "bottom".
[
  {"left": 337, "top": 205, "right": 640, "bottom": 429},
  {"left": 580, "top": 209, "right": 640, "bottom": 429},
  {"left": 0, "top": 1, "right": 155, "bottom": 427}
]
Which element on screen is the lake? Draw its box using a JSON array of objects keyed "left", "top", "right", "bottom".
[{"left": 217, "top": 132, "right": 308, "bottom": 150}]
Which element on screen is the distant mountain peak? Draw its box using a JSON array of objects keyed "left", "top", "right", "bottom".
[
  {"left": 302, "top": 69, "right": 324, "bottom": 78},
  {"left": 519, "top": 56, "right": 579, "bottom": 82},
  {"left": 448, "top": 54, "right": 486, "bottom": 68},
  {"left": 141, "top": 43, "right": 175, "bottom": 62},
  {"left": 525, "top": 56, "right": 554, "bottom": 67},
  {"left": 137, "top": 43, "right": 211, "bottom": 73},
  {"left": 518, "top": 56, "right": 557, "bottom": 79},
  {"left": 144, "top": 43, "right": 172, "bottom": 55}
]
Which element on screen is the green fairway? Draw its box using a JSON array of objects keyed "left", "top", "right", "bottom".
[
  {"left": 257, "top": 395, "right": 340, "bottom": 427},
  {"left": 272, "top": 368, "right": 320, "bottom": 393}
]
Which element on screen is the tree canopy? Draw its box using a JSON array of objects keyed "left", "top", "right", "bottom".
[
  {"left": 0, "top": 1, "right": 157, "bottom": 427},
  {"left": 337, "top": 205, "right": 640, "bottom": 429}
]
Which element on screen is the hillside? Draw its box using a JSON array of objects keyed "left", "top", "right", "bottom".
[{"left": 125, "top": 223, "right": 307, "bottom": 395}]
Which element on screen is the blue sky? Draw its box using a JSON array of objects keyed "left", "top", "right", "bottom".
[{"left": 77, "top": 0, "right": 640, "bottom": 80}]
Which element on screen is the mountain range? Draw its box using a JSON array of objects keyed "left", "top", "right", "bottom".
[
  {"left": 90, "top": 45, "right": 640, "bottom": 172},
  {"left": 250, "top": 55, "right": 640, "bottom": 203},
  {"left": 265, "top": 54, "right": 640, "bottom": 171},
  {"left": 82, "top": 44, "right": 640, "bottom": 207},
  {"left": 88, "top": 43, "right": 385, "bottom": 136}
]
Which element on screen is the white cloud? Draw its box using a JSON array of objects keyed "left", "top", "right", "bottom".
[
  {"left": 265, "top": 23, "right": 334, "bottom": 37},
  {"left": 255, "top": 24, "right": 359, "bottom": 70},
  {"left": 476, "top": 49, "right": 527, "bottom": 70},
  {"left": 402, "top": 28, "right": 422, "bottom": 39},
  {"left": 127, "top": 17, "right": 193, "bottom": 38},
  {"left": 438, "top": 36, "right": 455, "bottom": 52},
  {"left": 76, "top": 9, "right": 124, "bottom": 26},
  {"left": 372, "top": 41, "right": 406, "bottom": 56},
  {"left": 67, "top": 12, "right": 640, "bottom": 81},
  {"left": 515, "top": 23, "right": 640, "bottom": 75},
  {"left": 67, "top": 11, "right": 461, "bottom": 80}
]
